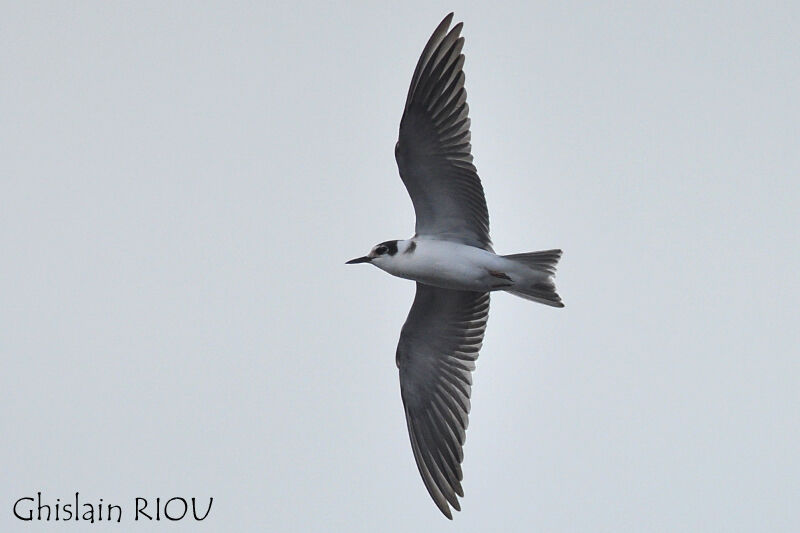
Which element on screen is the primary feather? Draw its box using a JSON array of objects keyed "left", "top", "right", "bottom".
[{"left": 395, "top": 13, "right": 491, "bottom": 251}]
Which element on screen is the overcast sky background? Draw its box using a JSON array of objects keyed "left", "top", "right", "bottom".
[{"left": 2, "top": 2, "right": 798, "bottom": 531}]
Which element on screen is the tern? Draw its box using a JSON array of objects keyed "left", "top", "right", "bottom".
[{"left": 347, "top": 13, "right": 564, "bottom": 519}]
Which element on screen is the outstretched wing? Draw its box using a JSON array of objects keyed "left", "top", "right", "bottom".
[
  {"left": 396, "top": 283, "right": 490, "bottom": 518},
  {"left": 395, "top": 13, "right": 491, "bottom": 251}
]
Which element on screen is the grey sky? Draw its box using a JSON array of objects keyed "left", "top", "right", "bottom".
[{"left": 2, "top": 1, "right": 798, "bottom": 531}]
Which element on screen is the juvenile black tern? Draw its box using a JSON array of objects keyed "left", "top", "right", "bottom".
[{"left": 347, "top": 12, "right": 564, "bottom": 519}]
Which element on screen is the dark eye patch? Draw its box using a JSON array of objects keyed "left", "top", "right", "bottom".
[
  {"left": 375, "top": 246, "right": 388, "bottom": 255},
  {"left": 378, "top": 240, "right": 399, "bottom": 256}
]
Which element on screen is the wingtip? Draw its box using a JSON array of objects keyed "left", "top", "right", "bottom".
[{"left": 436, "top": 13, "right": 454, "bottom": 33}]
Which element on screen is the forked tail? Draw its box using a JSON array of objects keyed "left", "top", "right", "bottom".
[{"left": 503, "top": 249, "right": 564, "bottom": 307}]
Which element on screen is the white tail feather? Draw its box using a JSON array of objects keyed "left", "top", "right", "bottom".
[{"left": 503, "top": 249, "right": 564, "bottom": 307}]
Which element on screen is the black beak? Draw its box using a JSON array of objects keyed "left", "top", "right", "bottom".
[{"left": 345, "top": 256, "right": 371, "bottom": 264}]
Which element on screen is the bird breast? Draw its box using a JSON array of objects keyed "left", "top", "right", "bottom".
[{"left": 382, "top": 240, "right": 502, "bottom": 291}]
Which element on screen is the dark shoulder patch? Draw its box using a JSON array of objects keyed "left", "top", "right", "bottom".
[
  {"left": 405, "top": 241, "right": 417, "bottom": 254},
  {"left": 380, "top": 240, "right": 399, "bottom": 256}
]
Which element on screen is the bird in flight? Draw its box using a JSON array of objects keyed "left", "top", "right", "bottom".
[{"left": 346, "top": 12, "right": 564, "bottom": 519}]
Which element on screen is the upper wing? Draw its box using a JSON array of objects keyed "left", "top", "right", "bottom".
[
  {"left": 396, "top": 283, "right": 490, "bottom": 518},
  {"left": 395, "top": 13, "right": 491, "bottom": 250}
]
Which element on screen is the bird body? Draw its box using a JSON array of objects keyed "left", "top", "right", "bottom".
[
  {"left": 347, "top": 12, "right": 564, "bottom": 518},
  {"left": 362, "top": 238, "right": 560, "bottom": 298},
  {"left": 378, "top": 238, "right": 506, "bottom": 290}
]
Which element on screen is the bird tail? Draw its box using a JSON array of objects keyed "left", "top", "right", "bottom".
[{"left": 502, "top": 249, "right": 564, "bottom": 307}]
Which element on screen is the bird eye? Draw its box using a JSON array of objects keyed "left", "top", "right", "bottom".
[{"left": 375, "top": 246, "right": 387, "bottom": 255}]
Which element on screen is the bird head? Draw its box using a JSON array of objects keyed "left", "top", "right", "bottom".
[{"left": 346, "top": 240, "right": 401, "bottom": 266}]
